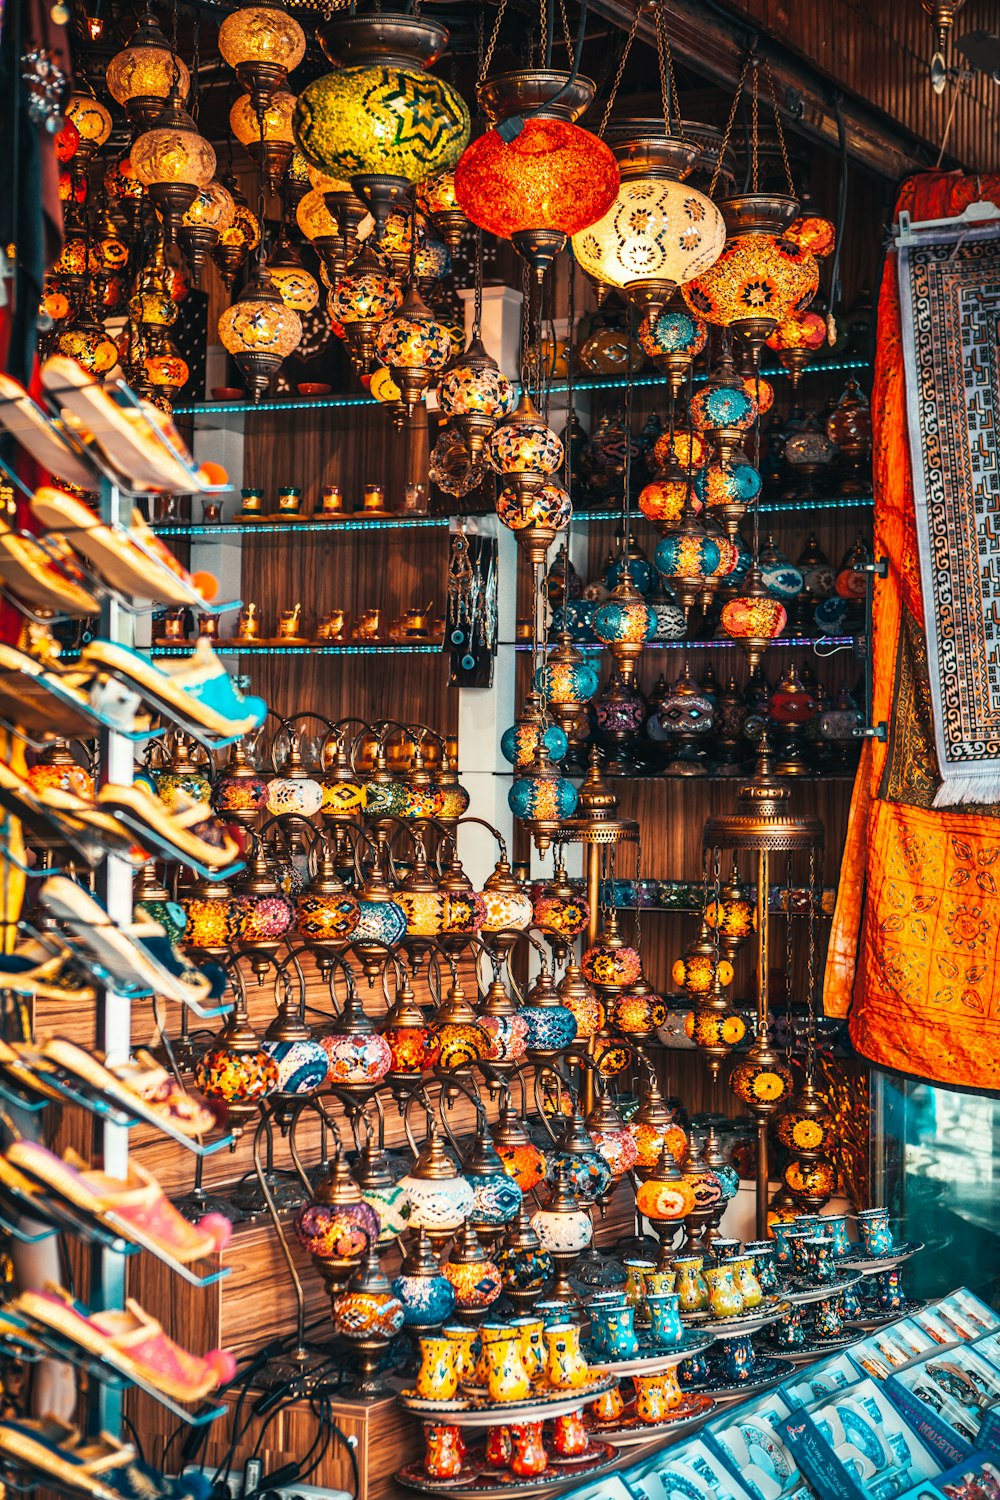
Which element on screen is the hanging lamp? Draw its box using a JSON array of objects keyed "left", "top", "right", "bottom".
[
  {"left": 106, "top": 7, "right": 191, "bottom": 127},
  {"left": 131, "top": 81, "right": 217, "bottom": 242},
  {"left": 218, "top": 3, "right": 306, "bottom": 114}
]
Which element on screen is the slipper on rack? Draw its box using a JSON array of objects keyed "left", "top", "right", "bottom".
[
  {"left": 13, "top": 1287, "right": 235, "bottom": 1404},
  {"left": 80, "top": 638, "right": 267, "bottom": 745},
  {"left": 0, "top": 1419, "right": 137, "bottom": 1500},
  {"left": 0, "top": 373, "right": 98, "bottom": 490},
  {"left": 30, "top": 488, "right": 217, "bottom": 609},
  {"left": 0, "top": 1037, "right": 65, "bottom": 1106},
  {"left": 41, "top": 356, "right": 221, "bottom": 495},
  {"left": 6, "top": 1141, "right": 232, "bottom": 1265},
  {"left": 96, "top": 783, "right": 241, "bottom": 875},
  {"left": 0, "top": 756, "right": 148, "bottom": 866},
  {"left": 0, "top": 940, "right": 97, "bottom": 1002},
  {"left": 0, "top": 516, "right": 99, "bottom": 617},
  {"left": 35, "top": 1037, "right": 219, "bottom": 1140},
  {"left": 0, "top": 641, "right": 148, "bottom": 741},
  {"left": 37, "top": 876, "right": 228, "bottom": 1011}
]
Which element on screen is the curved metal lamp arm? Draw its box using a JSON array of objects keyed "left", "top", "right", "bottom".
[{"left": 453, "top": 815, "right": 508, "bottom": 863}]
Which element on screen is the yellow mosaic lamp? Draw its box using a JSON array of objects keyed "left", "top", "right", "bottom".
[
  {"left": 218, "top": 266, "right": 302, "bottom": 402},
  {"left": 132, "top": 83, "right": 217, "bottom": 242},
  {"left": 218, "top": 3, "right": 306, "bottom": 113},
  {"left": 106, "top": 8, "right": 191, "bottom": 127},
  {"left": 180, "top": 180, "right": 235, "bottom": 283},
  {"left": 230, "top": 89, "right": 297, "bottom": 195}
]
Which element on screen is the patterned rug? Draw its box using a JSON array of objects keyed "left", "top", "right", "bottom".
[{"left": 898, "top": 216, "right": 1000, "bottom": 806}]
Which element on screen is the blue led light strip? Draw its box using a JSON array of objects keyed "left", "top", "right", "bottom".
[
  {"left": 511, "top": 634, "right": 857, "bottom": 652},
  {"left": 148, "top": 643, "right": 443, "bottom": 658},
  {"left": 152, "top": 516, "right": 451, "bottom": 538}
]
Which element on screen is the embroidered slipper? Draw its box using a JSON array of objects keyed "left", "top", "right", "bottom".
[
  {"left": 0, "top": 374, "right": 97, "bottom": 490},
  {"left": 13, "top": 1287, "right": 236, "bottom": 1404},
  {"left": 0, "top": 940, "right": 97, "bottom": 1003},
  {"left": 0, "top": 1037, "right": 65, "bottom": 1107},
  {"left": 6, "top": 1142, "right": 232, "bottom": 1265},
  {"left": 79, "top": 638, "right": 267, "bottom": 744},
  {"left": 0, "top": 1419, "right": 136, "bottom": 1500},
  {"left": 36, "top": 1038, "right": 219, "bottom": 1141},
  {"left": 38, "top": 876, "right": 225, "bottom": 1010},
  {"left": 0, "top": 757, "right": 148, "bottom": 867},
  {"left": 0, "top": 517, "right": 99, "bottom": 617},
  {"left": 30, "top": 489, "right": 216, "bottom": 610},
  {"left": 96, "top": 783, "right": 241, "bottom": 876},
  {"left": 41, "top": 357, "right": 218, "bottom": 495},
  {"left": 0, "top": 641, "right": 145, "bottom": 741}
]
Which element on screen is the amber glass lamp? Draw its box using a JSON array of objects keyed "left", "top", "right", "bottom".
[
  {"left": 219, "top": 266, "right": 302, "bottom": 402},
  {"left": 218, "top": 4, "right": 306, "bottom": 112},
  {"left": 720, "top": 565, "right": 787, "bottom": 670},
  {"left": 332, "top": 243, "right": 403, "bottom": 371},
  {"left": 65, "top": 92, "right": 113, "bottom": 170},
  {"left": 684, "top": 229, "right": 819, "bottom": 360},
  {"left": 374, "top": 283, "right": 455, "bottom": 414},
  {"left": 106, "top": 10, "right": 191, "bottom": 127},
  {"left": 230, "top": 90, "right": 297, "bottom": 195},
  {"left": 456, "top": 71, "right": 618, "bottom": 278},
  {"left": 266, "top": 231, "right": 319, "bottom": 313},
  {"left": 765, "top": 309, "right": 826, "bottom": 386},
  {"left": 180, "top": 181, "right": 235, "bottom": 283},
  {"left": 213, "top": 180, "right": 261, "bottom": 288},
  {"left": 416, "top": 169, "right": 468, "bottom": 250},
  {"left": 132, "top": 85, "right": 217, "bottom": 242}
]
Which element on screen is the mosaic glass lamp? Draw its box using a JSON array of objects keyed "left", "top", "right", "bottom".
[
  {"left": 374, "top": 282, "right": 455, "bottom": 413},
  {"left": 131, "top": 84, "right": 216, "bottom": 241},
  {"left": 684, "top": 209, "right": 819, "bottom": 358},
  {"left": 592, "top": 578, "right": 655, "bottom": 682},
  {"left": 294, "top": 1150, "right": 379, "bottom": 1289},
  {"left": 416, "top": 169, "right": 469, "bottom": 250},
  {"left": 267, "top": 230, "right": 320, "bottom": 313},
  {"left": 688, "top": 353, "right": 758, "bottom": 465},
  {"left": 180, "top": 181, "right": 235, "bottom": 283},
  {"left": 218, "top": 4, "right": 306, "bottom": 111},
  {"left": 219, "top": 267, "right": 302, "bottom": 402},
  {"left": 438, "top": 336, "right": 516, "bottom": 459},
  {"left": 639, "top": 307, "right": 708, "bottom": 395},
  {"left": 455, "top": 69, "right": 618, "bottom": 277},
  {"left": 491, "top": 1103, "right": 548, "bottom": 1193},
  {"left": 720, "top": 565, "right": 788, "bottom": 670},
  {"left": 65, "top": 93, "right": 113, "bottom": 169},
  {"left": 399, "top": 1123, "right": 476, "bottom": 1249},
  {"left": 106, "top": 9, "right": 191, "bottom": 127},
  {"left": 229, "top": 89, "right": 297, "bottom": 195},
  {"left": 295, "top": 13, "right": 469, "bottom": 230},
  {"left": 331, "top": 242, "right": 403, "bottom": 370},
  {"left": 572, "top": 133, "right": 725, "bottom": 315},
  {"left": 390, "top": 1227, "right": 457, "bottom": 1332},
  {"left": 508, "top": 742, "right": 578, "bottom": 854}
]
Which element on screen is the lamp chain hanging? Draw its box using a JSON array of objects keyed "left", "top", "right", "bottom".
[
  {"left": 750, "top": 56, "right": 760, "bottom": 192},
  {"left": 562, "top": 254, "right": 577, "bottom": 615},
  {"left": 478, "top": 0, "right": 509, "bottom": 89},
  {"left": 599, "top": 1, "right": 643, "bottom": 136},
  {"left": 654, "top": 0, "right": 680, "bottom": 137},
  {"left": 472, "top": 227, "right": 484, "bottom": 339},
  {"left": 622, "top": 303, "right": 636, "bottom": 557},
  {"left": 805, "top": 844, "right": 819, "bottom": 1083},
  {"left": 762, "top": 58, "right": 797, "bottom": 196},
  {"left": 708, "top": 51, "right": 753, "bottom": 200},
  {"left": 559, "top": 0, "right": 575, "bottom": 65}
]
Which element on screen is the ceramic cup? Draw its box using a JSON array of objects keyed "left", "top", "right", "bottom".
[
  {"left": 711, "top": 1238, "right": 741, "bottom": 1262},
  {"left": 802, "top": 1235, "right": 838, "bottom": 1284},
  {"left": 672, "top": 1256, "right": 709, "bottom": 1313},
  {"left": 789, "top": 1230, "right": 814, "bottom": 1277},
  {"left": 678, "top": 1348, "right": 711, "bottom": 1387},
  {"left": 857, "top": 1208, "right": 894, "bottom": 1257},
  {"left": 771, "top": 1306, "right": 806, "bottom": 1348},
  {"left": 642, "top": 1269, "right": 677, "bottom": 1298},
  {"left": 874, "top": 1267, "right": 904, "bottom": 1312},
  {"left": 589, "top": 1384, "right": 625, "bottom": 1423},
  {"left": 771, "top": 1221, "right": 800, "bottom": 1266},
  {"left": 719, "top": 1333, "right": 756, "bottom": 1384},
  {"left": 443, "top": 1325, "right": 479, "bottom": 1384},
  {"left": 647, "top": 1293, "right": 684, "bottom": 1347},
  {"left": 812, "top": 1295, "right": 845, "bottom": 1338},
  {"left": 744, "top": 1241, "right": 780, "bottom": 1293},
  {"left": 424, "top": 1423, "right": 465, "bottom": 1479},
  {"left": 416, "top": 1336, "right": 460, "bottom": 1401},
  {"left": 589, "top": 1303, "right": 639, "bottom": 1360},
  {"left": 536, "top": 1299, "right": 580, "bottom": 1327},
  {"left": 821, "top": 1214, "right": 851, "bottom": 1257},
  {"left": 510, "top": 1318, "right": 546, "bottom": 1382}
]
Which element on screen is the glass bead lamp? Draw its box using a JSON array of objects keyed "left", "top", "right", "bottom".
[
  {"left": 443, "top": 1222, "right": 503, "bottom": 1323},
  {"left": 390, "top": 1226, "right": 457, "bottom": 1332},
  {"left": 266, "top": 733, "right": 323, "bottom": 816},
  {"left": 639, "top": 307, "right": 708, "bottom": 395},
  {"left": 581, "top": 910, "right": 642, "bottom": 994},
  {"left": 491, "top": 1102, "right": 548, "bottom": 1193},
  {"left": 487, "top": 391, "right": 564, "bottom": 510},
  {"left": 319, "top": 988, "right": 393, "bottom": 1095},
  {"left": 331, "top": 1249, "right": 405, "bottom": 1398},
  {"left": 694, "top": 455, "right": 761, "bottom": 540},
  {"left": 639, "top": 454, "right": 703, "bottom": 532},
  {"left": 519, "top": 966, "right": 578, "bottom": 1061},
  {"left": 213, "top": 181, "right": 262, "bottom": 288},
  {"left": 533, "top": 866, "right": 589, "bottom": 959},
  {"left": 720, "top": 565, "right": 788, "bottom": 670},
  {"left": 689, "top": 353, "right": 758, "bottom": 465},
  {"left": 636, "top": 1143, "right": 697, "bottom": 1266},
  {"left": 106, "top": 10, "right": 191, "bottom": 127},
  {"left": 765, "top": 309, "right": 826, "bottom": 386},
  {"left": 476, "top": 976, "right": 529, "bottom": 1074},
  {"left": 652, "top": 427, "right": 707, "bottom": 474},
  {"left": 536, "top": 632, "right": 600, "bottom": 739},
  {"left": 704, "top": 864, "right": 757, "bottom": 958},
  {"left": 431, "top": 978, "right": 490, "bottom": 1072},
  {"left": 557, "top": 960, "right": 604, "bottom": 1040},
  {"left": 786, "top": 214, "right": 836, "bottom": 258},
  {"left": 730, "top": 1031, "right": 794, "bottom": 1114},
  {"left": 374, "top": 282, "right": 455, "bottom": 413},
  {"left": 416, "top": 170, "right": 468, "bottom": 250},
  {"left": 586, "top": 1094, "right": 640, "bottom": 1180},
  {"left": 479, "top": 855, "right": 534, "bottom": 958},
  {"left": 455, "top": 70, "right": 618, "bottom": 277},
  {"left": 501, "top": 692, "right": 569, "bottom": 771},
  {"left": 294, "top": 1149, "right": 380, "bottom": 1291},
  {"left": 331, "top": 243, "right": 403, "bottom": 370},
  {"left": 653, "top": 510, "right": 726, "bottom": 615},
  {"left": 508, "top": 742, "right": 578, "bottom": 854},
  {"left": 496, "top": 1207, "right": 555, "bottom": 1309},
  {"left": 628, "top": 1079, "right": 688, "bottom": 1180},
  {"left": 295, "top": 13, "right": 469, "bottom": 230},
  {"left": 353, "top": 1139, "right": 412, "bottom": 1248},
  {"left": 266, "top": 232, "right": 319, "bottom": 313},
  {"left": 219, "top": 265, "right": 302, "bottom": 401},
  {"left": 55, "top": 312, "right": 120, "bottom": 378},
  {"left": 572, "top": 132, "right": 726, "bottom": 315},
  {"left": 399, "top": 1123, "right": 476, "bottom": 1250},
  {"left": 381, "top": 971, "right": 440, "bottom": 1084},
  {"left": 132, "top": 84, "right": 216, "bottom": 242},
  {"left": 464, "top": 1128, "right": 524, "bottom": 1235},
  {"left": 438, "top": 336, "right": 516, "bottom": 459},
  {"left": 549, "top": 1109, "right": 613, "bottom": 1203},
  {"left": 684, "top": 232, "right": 819, "bottom": 360},
  {"left": 530, "top": 1161, "right": 594, "bottom": 1301},
  {"left": 234, "top": 840, "right": 295, "bottom": 979},
  {"left": 592, "top": 578, "right": 655, "bottom": 682},
  {"left": 183, "top": 876, "right": 245, "bottom": 957},
  {"left": 218, "top": 4, "right": 306, "bottom": 113}
]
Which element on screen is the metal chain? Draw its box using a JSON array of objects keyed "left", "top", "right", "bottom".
[
  {"left": 479, "top": 0, "right": 509, "bottom": 88},
  {"left": 708, "top": 52, "right": 752, "bottom": 200},
  {"left": 559, "top": 0, "right": 575, "bottom": 66},
  {"left": 750, "top": 58, "right": 760, "bottom": 193},
  {"left": 783, "top": 852, "right": 794, "bottom": 1063},
  {"left": 599, "top": 1, "right": 643, "bottom": 136},
  {"left": 805, "top": 844, "right": 819, "bottom": 1081},
  {"left": 655, "top": 0, "right": 680, "bottom": 136},
  {"left": 622, "top": 303, "right": 636, "bottom": 554},
  {"left": 763, "top": 58, "right": 796, "bottom": 195},
  {"left": 472, "top": 227, "right": 484, "bottom": 338}
]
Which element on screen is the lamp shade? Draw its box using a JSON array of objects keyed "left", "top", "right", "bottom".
[
  {"left": 455, "top": 120, "right": 618, "bottom": 261},
  {"left": 106, "top": 14, "right": 191, "bottom": 121},
  {"left": 683, "top": 235, "right": 818, "bottom": 332},
  {"left": 219, "top": 268, "right": 302, "bottom": 401},
  {"left": 183, "top": 181, "right": 235, "bottom": 232},
  {"left": 132, "top": 99, "right": 216, "bottom": 192},
  {"left": 572, "top": 178, "right": 725, "bottom": 305},
  {"left": 218, "top": 5, "right": 306, "bottom": 75},
  {"left": 230, "top": 89, "right": 296, "bottom": 148}
]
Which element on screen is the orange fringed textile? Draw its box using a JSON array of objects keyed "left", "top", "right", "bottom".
[{"left": 824, "top": 171, "right": 1000, "bottom": 1090}]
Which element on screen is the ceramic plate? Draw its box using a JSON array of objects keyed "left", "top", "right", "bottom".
[
  {"left": 690, "top": 1357, "right": 791, "bottom": 1402},
  {"left": 398, "top": 1390, "right": 474, "bottom": 1415},
  {"left": 578, "top": 1334, "right": 714, "bottom": 1378},
  {"left": 845, "top": 1299, "right": 928, "bottom": 1331},
  {"left": 586, "top": 1392, "right": 716, "bottom": 1447},
  {"left": 766, "top": 1332, "right": 862, "bottom": 1363},
  {"left": 396, "top": 1442, "right": 619, "bottom": 1499},
  {"left": 781, "top": 1273, "right": 863, "bottom": 1306},
  {"left": 837, "top": 1242, "right": 924, "bottom": 1274},
  {"left": 406, "top": 1376, "right": 615, "bottom": 1428},
  {"left": 692, "top": 1301, "right": 791, "bottom": 1339}
]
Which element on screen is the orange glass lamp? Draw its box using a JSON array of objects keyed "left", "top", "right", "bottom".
[
  {"left": 331, "top": 244, "right": 403, "bottom": 371},
  {"left": 684, "top": 231, "right": 819, "bottom": 360},
  {"left": 218, "top": 4, "right": 306, "bottom": 113},
  {"left": 636, "top": 1142, "right": 696, "bottom": 1267},
  {"left": 455, "top": 70, "right": 619, "bottom": 278},
  {"left": 416, "top": 169, "right": 468, "bottom": 250},
  {"left": 180, "top": 181, "right": 235, "bottom": 283},
  {"left": 218, "top": 266, "right": 302, "bottom": 402},
  {"left": 230, "top": 89, "right": 297, "bottom": 194},
  {"left": 438, "top": 338, "right": 515, "bottom": 459},
  {"left": 65, "top": 92, "right": 113, "bottom": 170},
  {"left": 720, "top": 565, "right": 787, "bottom": 670},
  {"left": 132, "top": 84, "right": 217, "bottom": 242},
  {"left": 671, "top": 924, "right": 734, "bottom": 999},
  {"left": 764, "top": 309, "right": 827, "bottom": 386},
  {"left": 374, "top": 284, "right": 455, "bottom": 414},
  {"left": 786, "top": 214, "right": 836, "bottom": 259},
  {"left": 213, "top": 182, "right": 261, "bottom": 288},
  {"left": 106, "top": 10, "right": 191, "bottom": 127}
]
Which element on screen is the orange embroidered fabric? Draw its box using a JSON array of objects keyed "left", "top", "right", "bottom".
[{"left": 824, "top": 171, "right": 1000, "bottom": 1089}]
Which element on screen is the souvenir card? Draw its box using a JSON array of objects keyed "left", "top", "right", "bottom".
[
  {"left": 777, "top": 1377, "right": 943, "bottom": 1500},
  {"left": 707, "top": 1389, "right": 820, "bottom": 1500},
  {"left": 972, "top": 1333, "right": 1000, "bottom": 1371},
  {"left": 890, "top": 1345, "right": 1000, "bottom": 1449},
  {"left": 627, "top": 1436, "right": 759, "bottom": 1500},
  {"left": 782, "top": 1353, "right": 868, "bottom": 1411},
  {"left": 891, "top": 1449, "right": 1000, "bottom": 1500}
]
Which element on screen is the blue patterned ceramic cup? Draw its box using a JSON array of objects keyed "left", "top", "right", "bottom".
[
  {"left": 744, "top": 1241, "right": 779, "bottom": 1293},
  {"left": 771, "top": 1221, "right": 800, "bottom": 1266},
  {"left": 719, "top": 1333, "right": 756, "bottom": 1384},
  {"left": 857, "top": 1208, "right": 893, "bottom": 1256},
  {"left": 678, "top": 1349, "right": 711, "bottom": 1387},
  {"left": 803, "top": 1236, "right": 837, "bottom": 1284},
  {"left": 874, "top": 1268, "right": 904, "bottom": 1312},
  {"left": 589, "top": 1302, "right": 639, "bottom": 1359},
  {"left": 790, "top": 1231, "right": 814, "bottom": 1277},
  {"left": 710, "top": 1238, "right": 741, "bottom": 1262},
  {"left": 647, "top": 1293, "right": 683, "bottom": 1347},
  {"left": 772, "top": 1306, "right": 806, "bottom": 1348},
  {"left": 536, "top": 1300, "right": 579, "bottom": 1327},
  {"left": 839, "top": 1280, "right": 864, "bottom": 1320},
  {"left": 819, "top": 1214, "right": 851, "bottom": 1256},
  {"left": 812, "top": 1296, "right": 845, "bottom": 1338}
]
